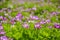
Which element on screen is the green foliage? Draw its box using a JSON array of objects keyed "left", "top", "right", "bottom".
[
  {"left": 3, "top": 23, "right": 60, "bottom": 40},
  {"left": 11, "top": 11, "right": 18, "bottom": 17},
  {"left": 0, "top": 0, "right": 10, "bottom": 9},
  {"left": 1, "top": 0, "right": 60, "bottom": 40},
  {"left": 23, "top": 2, "right": 35, "bottom": 8},
  {"left": 22, "top": 12, "right": 30, "bottom": 17}
]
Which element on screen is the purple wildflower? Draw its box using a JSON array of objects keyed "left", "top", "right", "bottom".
[
  {"left": 0, "top": 26, "right": 3, "bottom": 30},
  {"left": 15, "top": 13, "right": 23, "bottom": 21},
  {"left": 40, "top": 21, "right": 46, "bottom": 24},
  {"left": 45, "top": 19, "right": 50, "bottom": 23},
  {"left": 0, "top": 31, "right": 5, "bottom": 35},
  {"left": 0, "top": 24, "right": 5, "bottom": 35},
  {"left": 23, "top": 23, "right": 29, "bottom": 28},
  {"left": 30, "top": 16, "right": 39, "bottom": 20},
  {"left": 10, "top": 18, "right": 16, "bottom": 25},
  {"left": 51, "top": 12, "right": 58, "bottom": 15},
  {"left": 32, "top": 7, "right": 36, "bottom": 10},
  {"left": 16, "top": 13, "right": 22, "bottom": 17},
  {"left": 54, "top": 24, "right": 60, "bottom": 28},
  {"left": 0, "top": 36, "right": 8, "bottom": 40},
  {"left": 3, "top": 17, "right": 7, "bottom": 21},
  {"left": 34, "top": 23, "right": 41, "bottom": 29},
  {"left": 0, "top": 16, "right": 3, "bottom": 20},
  {"left": 0, "top": 16, "right": 7, "bottom": 21}
]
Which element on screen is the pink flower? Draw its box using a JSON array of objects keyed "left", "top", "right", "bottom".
[
  {"left": 0, "top": 26, "right": 3, "bottom": 30},
  {"left": 23, "top": 23, "right": 29, "bottom": 28},
  {"left": 34, "top": 23, "right": 41, "bottom": 29},
  {"left": 15, "top": 13, "right": 23, "bottom": 21},
  {"left": 40, "top": 21, "right": 46, "bottom": 24},
  {"left": 0, "top": 16, "right": 7, "bottom": 21},
  {"left": 0, "top": 16, "right": 3, "bottom": 20},
  {"left": 0, "top": 36, "right": 8, "bottom": 40},
  {"left": 45, "top": 19, "right": 50, "bottom": 23},
  {"left": 54, "top": 24, "right": 60, "bottom": 28},
  {"left": 3, "top": 17, "right": 7, "bottom": 21},
  {"left": 30, "top": 16, "right": 39, "bottom": 20},
  {"left": 16, "top": 13, "right": 22, "bottom": 17},
  {"left": 10, "top": 18, "right": 16, "bottom": 25},
  {"left": 51, "top": 12, "right": 58, "bottom": 15},
  {"left": 0, "top": 31, "right": 5, "bottom": 35},
  {"left": 32, "top": 7, "right": 36, "bottom": 10}
]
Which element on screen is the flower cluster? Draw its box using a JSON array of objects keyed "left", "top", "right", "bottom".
[
  {"left": 0, "top": 11, "right": 60, "bottom": 29},
  {"left": 54, "top": 23, "right": 60, "bottom": 28},
  {"left": 0, "top": 1, "right": 60, "bottom": 40},
  {"left": 0, "top": 23, "right": 8, "bottom": 40}
]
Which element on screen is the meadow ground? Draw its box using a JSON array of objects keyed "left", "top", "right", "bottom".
[{"left": 0, "top": 0, "right": 60, "bottom": 40}]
